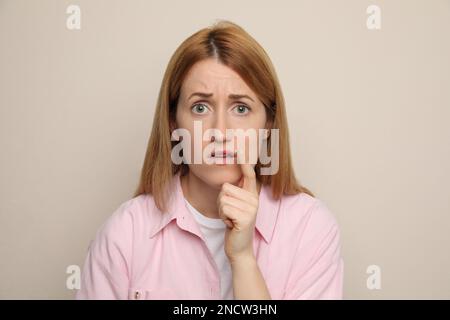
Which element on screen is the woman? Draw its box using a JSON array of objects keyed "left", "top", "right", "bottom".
[{"left": 76, "top": 20, "right": 344, "bottom": 300}]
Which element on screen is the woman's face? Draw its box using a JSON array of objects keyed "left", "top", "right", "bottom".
[{"left": 174, "top": 58, "right": 268, "bottom": 189}]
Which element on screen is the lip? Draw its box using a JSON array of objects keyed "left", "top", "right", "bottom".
[
  {"left": 208, "top": 150, "right": 237, "bottom": 165},
  {"left": 210, "top": 150, "right": 237, "bottom": 158}
]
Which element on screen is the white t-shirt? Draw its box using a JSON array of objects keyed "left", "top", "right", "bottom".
[{"left": 184, "top": 198, "right": 234, "bottom": 300}]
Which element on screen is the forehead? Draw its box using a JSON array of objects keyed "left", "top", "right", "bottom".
[{"left": 180, "top": 59, "right": 255, "bottom": 96}]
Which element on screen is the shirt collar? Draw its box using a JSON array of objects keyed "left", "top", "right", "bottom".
[{"left": 149, "top": 172, "right": 280, "bottom": 243}]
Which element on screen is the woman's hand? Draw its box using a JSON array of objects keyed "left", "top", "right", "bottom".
[{"left": 217, "top": 151, "right": 259, "bottom": 264}]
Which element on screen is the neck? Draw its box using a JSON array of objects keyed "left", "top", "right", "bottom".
[
  {"left": 180, "top": 171, "right": 262, "bottom": 219},
  {"left": 181, "top": 172, "right": 221, "bottom": 218}
]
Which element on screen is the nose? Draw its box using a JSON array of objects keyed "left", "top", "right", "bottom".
[{"left": 210, "top": 110, "right": 231, "bottom": 143}]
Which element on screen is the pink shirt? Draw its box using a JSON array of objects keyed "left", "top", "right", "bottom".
[{"left": 76, "top": 173, "right": 344, "bottom": 300}]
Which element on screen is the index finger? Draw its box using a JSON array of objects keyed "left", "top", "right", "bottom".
[{"left": 237, "top": 150, "right": 257, "bottom": 194}]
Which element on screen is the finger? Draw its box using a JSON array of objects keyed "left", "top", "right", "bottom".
[
  {"left": 218, "top": 205, "right": 243, "bottom": 230},
  {"left": 217, "top": 191, "right": 237, "bottom": 229},
  {"left": 219, "top": 194, "right": 255, "bottom": 214},
  {"left": 223, "top": 218, "right": 233, "bottom": 229},
  {"left": 218, "top": 203, "right": 237, "bottom": 223},
  {"left": 221, "top": 183, "right": 258, "bottom": 205},
  {"left": 237, "top": 150, "right": 257, "bottom": 194}
]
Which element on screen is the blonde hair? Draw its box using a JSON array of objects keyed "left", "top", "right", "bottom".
[{"left": 134, "top": 20, "right": 314, "bottom": 212}]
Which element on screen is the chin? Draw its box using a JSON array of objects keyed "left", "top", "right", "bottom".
[{"left": 196, "top": 165, "right": 241, "bottom": 189}]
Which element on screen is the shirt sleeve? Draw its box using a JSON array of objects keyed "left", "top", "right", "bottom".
[
  {"left": 283, "top": 199, "right": 344, "bottom": 300},
  {"left": 75, "top": 202, "right": 133, "bottom": 300}
]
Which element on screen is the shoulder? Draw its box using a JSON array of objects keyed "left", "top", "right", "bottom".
[
  {"left": 277, "top": 192, "right": 341, "bottom": 243},
  {"left": 91, "top": 193, "right": 158, "bottom": 246}
]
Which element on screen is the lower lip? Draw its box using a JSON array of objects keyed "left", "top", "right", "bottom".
[{"left": 209, "top": 155, "right": 236, "bottom": 165}]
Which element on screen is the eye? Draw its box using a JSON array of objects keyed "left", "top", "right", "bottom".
[
  {"left": 191, "top": 103, "right": 209, "bottom": 115},
  {"left": 233, "top": 104, "right": 251, "bottom": 115}
]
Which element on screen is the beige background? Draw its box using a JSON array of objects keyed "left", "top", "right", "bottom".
[{"left": 1, "top": 0, "right": 449, "bottom": 299}]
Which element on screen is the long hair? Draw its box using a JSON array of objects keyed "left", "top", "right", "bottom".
[{"left": 134, "top": 20, "right": 314, "bottom": 213}]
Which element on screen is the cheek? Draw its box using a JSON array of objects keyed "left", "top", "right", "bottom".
[{"left": 233, "top": 115, "right": 268, "bottom": 162}]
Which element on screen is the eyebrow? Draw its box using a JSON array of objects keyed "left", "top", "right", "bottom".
[{"left": 188, "top": 92, "right": 255, "bottom": 102}]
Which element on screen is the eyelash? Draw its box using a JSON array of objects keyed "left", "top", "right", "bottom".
[{"left": 190, "top": 102, "right": 252, "bottom": 115}]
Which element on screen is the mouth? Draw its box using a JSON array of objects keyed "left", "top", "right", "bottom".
[{"left": 210, "top": 150, "right": 237, "bottom": 159}]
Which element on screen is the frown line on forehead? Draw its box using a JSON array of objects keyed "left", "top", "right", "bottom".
[{"left": 188, "top": 92, "right": 255, "bottom": 102}]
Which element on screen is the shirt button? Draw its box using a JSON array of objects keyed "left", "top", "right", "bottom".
[{"left": 134, "top": 291, "right": 141, "bottom": 300}]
